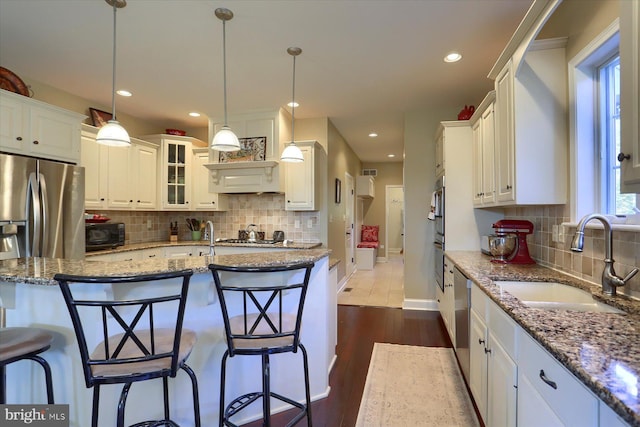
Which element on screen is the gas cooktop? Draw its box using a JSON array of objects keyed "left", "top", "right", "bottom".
[{"left": 216, "top": 239, "right": 279, "bottom": 244}]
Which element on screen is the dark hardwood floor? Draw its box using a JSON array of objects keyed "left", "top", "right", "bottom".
[{"left": 242, "top": 305, "right": 453, "bottom": 427}]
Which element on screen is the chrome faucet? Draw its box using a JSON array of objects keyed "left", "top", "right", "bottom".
[
  {"left": 204, "top": 221, "right": 215, "bottom": 256},
  {"left": 570, "top": 213, "right": 638, "bottom": 296}
]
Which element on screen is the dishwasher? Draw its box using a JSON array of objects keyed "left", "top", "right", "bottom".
[{"left": 454, "top": 266, "right": 471, "bottom": 383}]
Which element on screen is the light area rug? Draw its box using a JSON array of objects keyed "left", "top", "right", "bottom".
[{"left": 356, "top": 343, "right": 480, "bottom": 427}]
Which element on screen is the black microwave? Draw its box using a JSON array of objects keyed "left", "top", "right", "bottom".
[{"left": 85, "top": 223, "right": 125, "bottom": 251}]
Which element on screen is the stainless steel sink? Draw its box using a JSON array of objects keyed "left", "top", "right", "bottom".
[{"left": 495, "top": 281, "right": 625, "bottom": 314}]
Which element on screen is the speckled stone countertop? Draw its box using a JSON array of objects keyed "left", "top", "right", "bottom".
[
  {"left": 446, "top": 251, "right": 640, "bottom": 426},
  {"left": 85, "top": 240, "right": 322, "bottom": 256},
  {"left": 0, "top": 249, "right": 330, "bottom": 287}
]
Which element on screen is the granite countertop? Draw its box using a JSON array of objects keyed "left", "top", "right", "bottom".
[
  {"left": 0, "top": 249, "right": 330, "bottom": 287},
  {"left": 445, "top": 251, "right": 640, "bottom": 426},
  {"left": 85, "top": 240, "right": 322, "bottom": 256}
]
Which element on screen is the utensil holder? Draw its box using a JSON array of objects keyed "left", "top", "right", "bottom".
[{"left": 191, "top": 231, "right": 202, "bottom": 241}]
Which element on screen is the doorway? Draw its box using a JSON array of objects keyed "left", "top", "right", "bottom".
[
  {"left": 344, "top": 172, "right": 356, "bottom": 279},
  {"left": 385, "top": 185, "right": 404, "bottom": 260}
]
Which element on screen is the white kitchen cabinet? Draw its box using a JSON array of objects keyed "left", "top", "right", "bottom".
[
  {"left": 0, "top": 89, "right": 85, "bottom": 164},
  {"left": 469, "top": 283, "right": 517, "bottom": 427},
  {"left": 81, "top": 125, "right": 158, "bottom": 210},
  {"left": 285, "top": 140, "right": 324, "bottom": 211},
  {"left": 600, "top": 401, "right": 631, "bottom": 427},
  {"left": 517, "top": 330, "right": 598, "bottom": 427},
  {"left": 192, "top": 148, "right": 228, "bottom": 211},
  {"left": 471, "top": 92, "right": 496, "bottom": 207},
  {"left": 619, "top": 0, "right": 640, "bottom": 193},
  {"left": 131, "top": 141, "right": 158, "bottom": 210},
  {"left": 142, "top": 134, "right": 207, "bottom": 210},
  {"left": 440, "top": 257, "right": 455, "bottom": 344},
  {"left": 81, "top": 126, "right": 109, "bottom": 209},
  {"left": 356, "top": 175, "right": 375, "bottom": 199},
  {"left": 493, "top": 38, "right": 568, "bottom": 206}
]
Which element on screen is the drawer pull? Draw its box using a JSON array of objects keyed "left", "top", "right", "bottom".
[
  {"left": 478, "top": 338, "right": 485, "bottom": 345},
  {"left": 539, "top": 370, "right": 557, "bottom": 389},
  {"left": 484, "top": 348, "right": 491, "bottom": 354}
]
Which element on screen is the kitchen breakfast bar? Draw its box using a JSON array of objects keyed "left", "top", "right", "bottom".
[{"left": 0, "top": 249, "right": 333, "bottom": 426}]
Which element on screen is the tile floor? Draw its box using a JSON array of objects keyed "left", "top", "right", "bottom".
[{"left": 337, "top": 253, "right": 404, "bottom": 308}]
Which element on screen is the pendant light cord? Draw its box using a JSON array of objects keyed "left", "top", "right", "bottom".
[
  {"left": 110, "top": 1, "right": 117, "bottom": 121},
  {"left": 291, "top": 54, "right": 296, "bottom": 141},
  {"left": 222, "top": 18, "right": 229, "bottom": 127}
]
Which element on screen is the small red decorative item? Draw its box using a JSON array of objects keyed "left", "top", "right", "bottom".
[
  {"left": 457, "top": 105, "right": 475, "bottom": 120},
  {"left": 166, "top": 129, "right": 186, "bottom": 136}
]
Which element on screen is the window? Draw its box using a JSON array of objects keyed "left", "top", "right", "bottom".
[
  {"left": 570, "top": 20, "right": 639, "bottom": 226},
  {"left": 598, "top": 57, "right": 637, "bottom": 215}
]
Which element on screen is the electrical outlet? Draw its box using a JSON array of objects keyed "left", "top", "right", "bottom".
[
  {"left": 147, "top": 219, "right": 152, "bottom": 230},
  {"left": 307, "top": 219, "right": 313, "bottom": 228},
  {"left": 295, "top": 220, "right": 301, "bottom": 229}
]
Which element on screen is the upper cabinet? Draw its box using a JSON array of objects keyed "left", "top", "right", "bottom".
[
  {"left": 284, "top": 141, "right": 325, "bottom": 211},
  {"left": 192, "top": 148, "right": 229, "bottom": 211},
  {"left": 620, "top": 0, "right": 640, "bottom": 193},
  {"left": 141, "top": 134, "right": 207, "bottom": 210},
  {"left": 435, "top": 131, "right": 444, "bottom": 178},
  {"left": 205, "top": 109, "right": 290, "bottom": 193},
  {"left": 0, "top": 89, "right": 85, "bottom": 164},
  {"left": 471, "top": 91, "right": 496, "bottom": 207},
  {"left": 81, "top": 124, "right": 158, "bottom": 210},
  {"left": 356, "top": 175, "right": 375, "bottom": 198}
]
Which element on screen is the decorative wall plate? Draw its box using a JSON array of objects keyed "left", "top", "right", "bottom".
[{"left": 0, "top": 67, "right": 29, "bottom": 96}]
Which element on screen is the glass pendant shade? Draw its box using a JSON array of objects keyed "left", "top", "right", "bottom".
[
  {"left": 281, "top": 142, "right": 304, "bottom": 162},
  {"left": 96, "top": 119, "right": 131, "bottom": 146},
  {"left": 212, "top": 125, "right": 240, "bottom": 151}
]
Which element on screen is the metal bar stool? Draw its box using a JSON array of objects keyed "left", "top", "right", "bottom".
[
  {"left": 54, "top": 270, "right": 201, "bottom": 427},
  {"left": 0, "top": 327, "right": 55, "bottom": 404},
  {"left": 209, "top": 261, "right": 315, "bottom": 427}
]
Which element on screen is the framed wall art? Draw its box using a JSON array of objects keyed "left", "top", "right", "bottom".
[
  {"left": 219, "top": 136, "right": 267, "bottom": 163},
  {"left": 89, "top": 108, "right": 112, "bottom": 128}
]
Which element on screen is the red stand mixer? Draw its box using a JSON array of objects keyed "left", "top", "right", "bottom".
[{"left": 491, "top": 219, "right": 536, "bottom": 264}]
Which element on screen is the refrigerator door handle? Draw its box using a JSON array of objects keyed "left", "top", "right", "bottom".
[
  {"left": 38, "top": 172, "right": 49, "bottom": 256},
  {"left": 27, "top": 172, "right": 41, "bottom": 257}
]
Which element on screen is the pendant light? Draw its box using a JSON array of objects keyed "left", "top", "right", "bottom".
[
  {"left": 211, "top": 8, "right": 240, "bottom": 152},
  {"left": 280, "top": 47, "right": 304, "bottom": 162},
  {"left": 96, "top": 0, "right": 130, "bottom": 147}
]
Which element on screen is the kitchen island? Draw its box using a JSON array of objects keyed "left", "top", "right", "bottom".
[
  {"left": 446, "top": 251, "right": 640, "bottom": 426},
  {"left": 0, "top": 249, "right": 333, "bottom": 427}
]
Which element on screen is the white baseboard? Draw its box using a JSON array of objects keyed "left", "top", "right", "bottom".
[
  {"left": 402, "top": 299, "right": 439, "bottom": 311},
  {"left": 337, "top": 274, "right": 349, "bottom": 293},
  {"left": 328, "top": 354, "right": 337, "bottom": 374}
]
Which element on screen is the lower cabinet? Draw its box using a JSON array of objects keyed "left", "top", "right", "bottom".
[
  {"left": 439, "top": 257, "right": 456, "bottom": 344},
  {"left": 468, "top": 281, "right": 629, "bottom": 427},
  {"left": 469, "top": 285, "right": 517, "bottom": 427}
]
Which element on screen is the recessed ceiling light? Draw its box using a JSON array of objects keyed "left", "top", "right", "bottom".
[
  {"left": 444, "top": 52, "right": 462, "bottom": 63},
  {"left": 287, "top": 101, "right": 299, "bottom": 108},
  {"left": 116, "top": 89, "right": 132, "bottom": 97},
  {"left": 387, "top": 154, "right": 395, "bottom": 158},
  {"left": 189, "top": 112, "right": 201, "bottom": 117},
  {"left": 369, "top": 133, "right": 378, "bottom": 138}
]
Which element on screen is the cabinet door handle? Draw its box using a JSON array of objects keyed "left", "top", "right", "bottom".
[
  {"left": 16, "top": 136, "right": 23, "bottom": 141},
  {"left": 32, "top": 140, "right": 39, "bottom": 145},
  {"left": 618, "top": 152, "right": 631, "bottom": 162},
  {"left": 478, "top": 338, "right": 485, "bottom": 345},
  {"left": 539, "top": 370, "right": 557, "bottom": 389},
  {"left": 484, "top": 347, "right": 492, "bottom": 354}
]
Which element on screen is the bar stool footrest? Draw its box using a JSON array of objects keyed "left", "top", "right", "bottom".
[
  {"left": 223, "top": 391, "right": 308, "bottom": 427},
  {"left": 129, "top": 420, "right": 180, "bottom": 427}
]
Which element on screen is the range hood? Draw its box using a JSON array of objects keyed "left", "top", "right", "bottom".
[{"left": 204, "top": 160, "right": 284, "bottom": 193}]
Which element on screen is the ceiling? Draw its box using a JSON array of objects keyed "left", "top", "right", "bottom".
[{"left": 0, "top": 0, "right": 534, "bottom": 163}]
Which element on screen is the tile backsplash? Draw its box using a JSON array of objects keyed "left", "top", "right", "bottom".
[
  {"left": 87, "top": 193, "right": 321, "bottom": 246},
  {"left": 503, "top": 205, "right": 640, "bottom": 299}
]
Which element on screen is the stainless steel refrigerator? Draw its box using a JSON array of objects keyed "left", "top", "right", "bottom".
[{"left": 0, "top": 153, "right": 85, "bottom": 259}]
